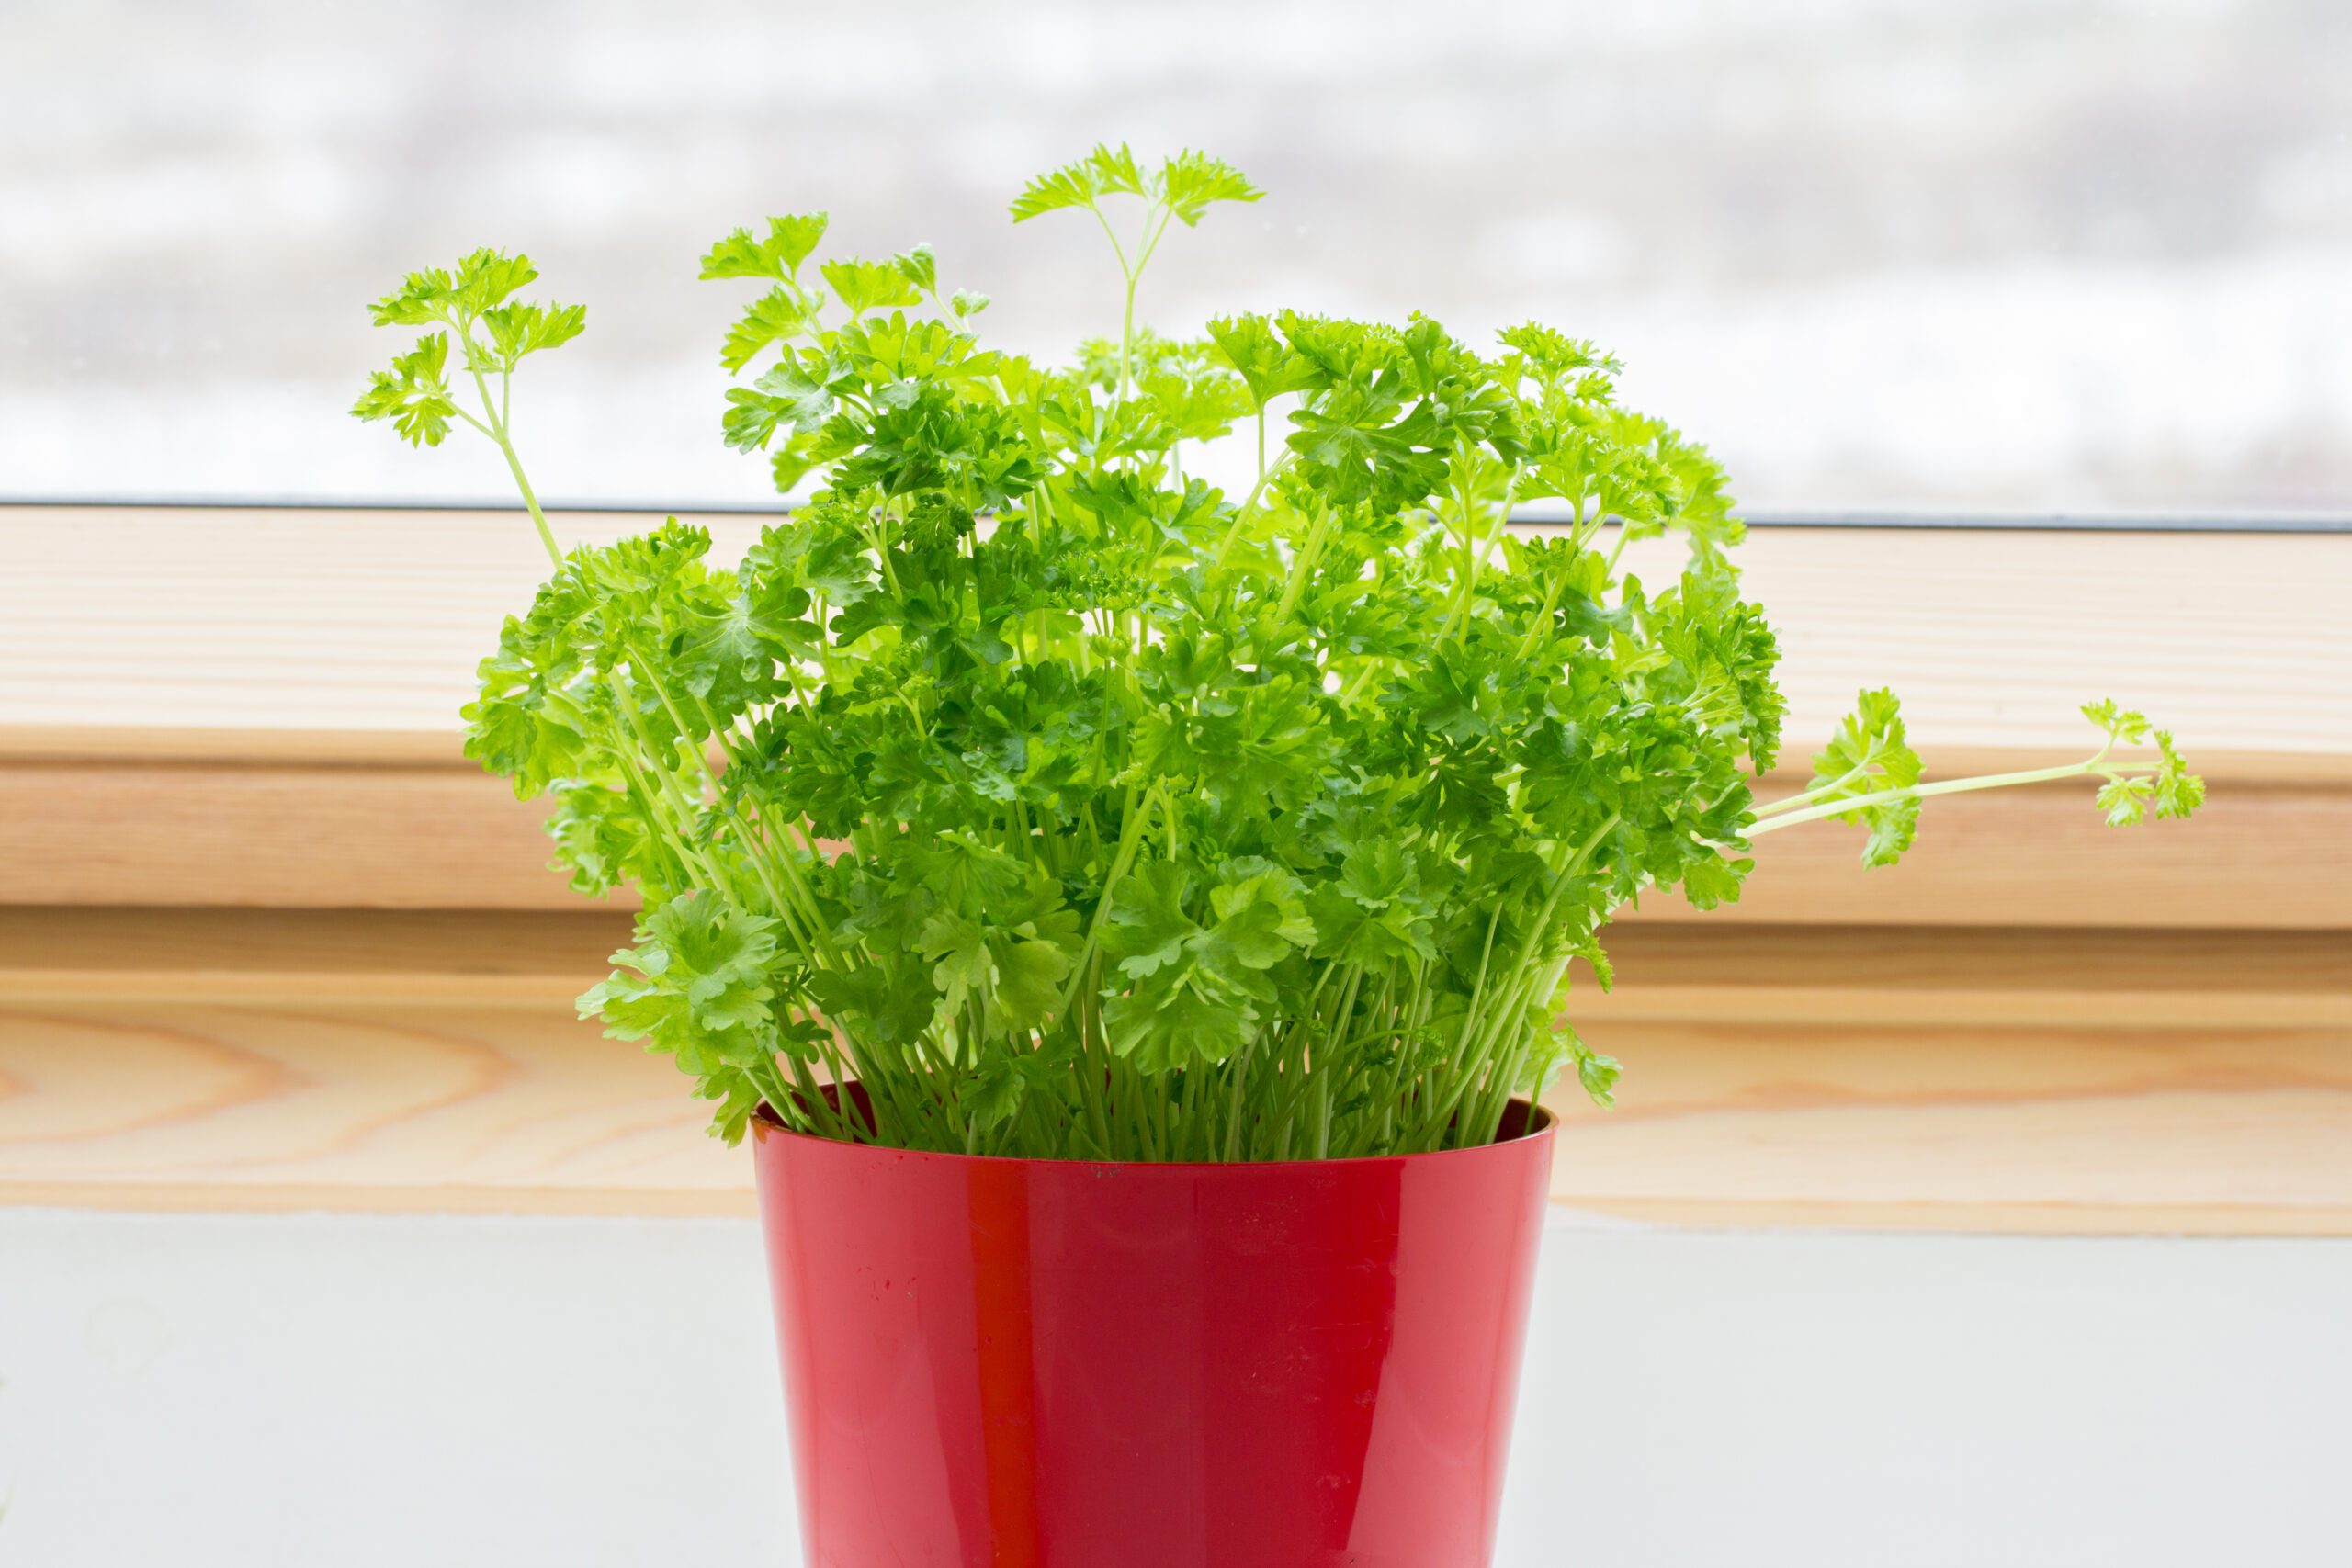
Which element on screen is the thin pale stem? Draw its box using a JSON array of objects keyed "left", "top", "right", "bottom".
[
  {"left": 1747, "top": 758, "right": 2126, "bottom": 836},
  {"left": 448, "top": 312, "right": 562, "bottom": 568}
]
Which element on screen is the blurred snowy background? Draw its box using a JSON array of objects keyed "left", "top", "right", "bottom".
[{"left": 7, "top": 0, "right": 2352, "bottom": 513}]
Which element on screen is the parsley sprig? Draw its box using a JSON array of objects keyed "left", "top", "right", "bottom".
[
  {"left": 352, "top": 248, "right": 582, "bottom": 563},
  {"left": 357, "top": 148, "right": 2204, "bottom": 1159},
  {"left": 1747, "top": 693, "right": 2203, "bottom": 861}
]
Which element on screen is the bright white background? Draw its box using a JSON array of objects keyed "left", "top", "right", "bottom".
[
  {"left": 3, "top": 1207, "right": 2346, "bottom": 1567},
  {"left": 7, "top": 0, "right": 2352, "bottom": 514}
]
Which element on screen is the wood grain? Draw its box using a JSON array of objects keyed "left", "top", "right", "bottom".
[
  {"left": 1544, "top": 924, "right": 2352, "bottom": 1233},
  {"left": 4, "top": 507, "right": 2347, "bottom": 753},
  {"left": 0, "top": 725, "right": 474, "bottom": 767},
  {"left": 0, "top": 907, "right": 635, "bottom": 1005},
  {"left": 0, "top": 907, "right": 635, "bottom": 974},
  {"left": 0, "top": 998, "right": 750, "bottom": 1213},
  {"left": 2, "top": 912, "right": 2345, "bottom": 1230},
  {"left": 0, "top": 908, "right": 741, "bottom": 1212},
  {"left": 1571, "top": 923, "right": 2352, "bottom": 993},
  {"left": 1542, "top": 1019, "right": 2352, "bottom": 1224},
  {"left": 6, "top": 739, "right": 2343, "bottom": 921},
  {"left": 0, "top": 506, "right": 776, "bottom": 733},
  {"left": 1596, "top": 525, "right": 2352, "bottom": 758},
  {"left": 0, "top": 761, "right": 607, "bottom": 909}
]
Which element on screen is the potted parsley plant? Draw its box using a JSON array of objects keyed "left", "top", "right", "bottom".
[{"left": 355, "top": 146, "right": 2201, "bottom": 1568}]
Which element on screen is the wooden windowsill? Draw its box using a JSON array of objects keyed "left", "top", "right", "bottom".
[
  {"left": 2, "top": 508, "right": 2346, "bottom": 1229},
  {"left": 1, "top": 910, "right": 2344, "bottom": 1233},
  {"left": 4, "top": 728, "right": 2345, "bottom": 925}
]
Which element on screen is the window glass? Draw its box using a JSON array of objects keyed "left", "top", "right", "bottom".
[{"left": 6, "top": 0, "right": 2348, "bottom": 513}]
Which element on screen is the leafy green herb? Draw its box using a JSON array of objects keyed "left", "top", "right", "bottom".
[
  {"left": 1745, "top": 693, "right": 2203, "bottom": 852},
  {"left": 358, "top": 146, "right": 2204, "bottom": 1160},
  {"left": 352, "top": 247, "right": 582, "bottom": 561}
]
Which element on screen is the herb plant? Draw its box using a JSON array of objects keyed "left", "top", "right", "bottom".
[{"left": 355, "top": 147, "right": 2203, "bottom": 1160}]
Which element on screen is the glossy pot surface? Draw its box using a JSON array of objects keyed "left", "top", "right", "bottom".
[{"left": 751, "top": 1094, "right": 1554, "bottom": 1568}]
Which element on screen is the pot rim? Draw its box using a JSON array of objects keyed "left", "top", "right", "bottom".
[{"left": 750, "top": 1086, "right": 1554, "bottom": 1169}]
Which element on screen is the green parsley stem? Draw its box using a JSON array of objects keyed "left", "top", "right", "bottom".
[
  {"left": 1272, "top": 498, "right": 1333, "bottom": 623},
  {"left": 1602, "top": 521, "right": 1635, "bottom": 579},
  {"left": 1048, "top": 786, "right": 1152, "bottom": 1024},
  {"left": 1749, "top": 756, "right": 1882, "bottom": 817},
  {"left": 450, "top": 319, "right": 562, "bottom": 568},
  {"left": 1510, "top": 562, "right": 1574, "bottom": 664},
  {"left": 1745, "top": 759, "right": 2122, "bottom": 836}
]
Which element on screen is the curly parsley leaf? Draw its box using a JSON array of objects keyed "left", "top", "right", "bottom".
[
  {"left": 1009, "top": 142, "right": 1148, "bottom": 220},
  {"left": 351, "top": 333, "right": 458, "bottom": 446},
  {"left": 719, "top": 288, "right": 815, "bottom": 373},
  {"left": 700, "top": 214, "right": 830, "bottom": 281},
  {"left": 581, "top": 893, "right": 795, "bottom": 1141},
  {"left": 1158, "top": 150, "right": 1264, "bottom": 225},
  {"left": 1807, "top": 687, "right": 1924, "bottom": 866},
  {"left": 820, "top": 257, "right": 926, "bottom": 317}
]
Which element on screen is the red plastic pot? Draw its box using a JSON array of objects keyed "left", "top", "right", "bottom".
[{"left": 750, "top": 1092, "right": 1555, "bottom": 1568}]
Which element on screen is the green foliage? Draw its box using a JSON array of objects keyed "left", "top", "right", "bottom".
[
  {"left": 1747, "top": 689, "right": 2205, "bottom": 859},
  {"left": 1808, "top": 687, "right": 1921, "bottom": 867},
  {"left": 720, "top": 288, "right": 815, "bottom": 373},
  {"left": 581, "top": 892, "right": 803, "bottom": 1144},
  {"left": 360, "top": 150, "right": 2204, "bottom": 1160},
  {"left": 350, "top": 333, "right": 457, "bottom": 446},
  {"left": 821, "top": 257, "right": 927, "bottom": 317},
  {"left": 2086, "top": 702, "right": 2205, "bottom": 824},
  {"left": 1009, "top": 143, "right": 1148, "bottom": 220},
  {"left": 700, "top": 214, "right": 831, "bottom": 281},
  {"left": 1206, "top": 314, "right": 1323, "bottom": 410},
  {"left": 351, "top": 246, "right": 582, "bottom": 560},
  {"left": 355, "top": 249, "right": 582, "bottom": 398},
  {"left": 1010, "top": 144, "right": 1264, "bottom": 228}
]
